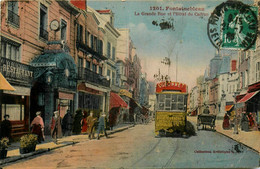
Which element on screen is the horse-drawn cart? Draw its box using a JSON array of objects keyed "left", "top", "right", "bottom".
[{"left": 197, "top": 114, "right": 216, "bottom": 130}]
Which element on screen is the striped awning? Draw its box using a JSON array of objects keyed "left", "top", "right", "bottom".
[{"left": 237, "top": 91, "right": 259, "bottom": 103}]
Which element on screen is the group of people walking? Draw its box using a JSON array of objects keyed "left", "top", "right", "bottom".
[
  {"left": 222, "top": 112, "right": 256, "bottom": 131},
  {"left": 30, "top": 109, "right": 109, "bottom": 144}
]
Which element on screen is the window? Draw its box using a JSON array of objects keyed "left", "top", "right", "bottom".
[
  {"left": 85, "top": 31, "right": 89, "bottom": 45},
  {"left": 94, "top": 36, "right": 97, "bottom": 51},
  {"left": 92, "top": 64, "right": 97, "bottom": 73},
  {"left": 1, "top": 36, "right": 20, "bottom": 61},
  {"left": 107, "top": 42, "right": 111, "bottom": 58},
  {"left": 256, "top": 62, "right": 260, "bottom": 81},
  {"left": 112, "top": 72, "right": 115, "bottom": 85},
  {"left": 77, "top": 24, "right": 83, "bottom": 43},
  {"left": 99, "top": 67, "right": 102, "bottom": 75},
  {"left": 107, "top": 69, "right": 111, "bottom": 77},
  {"left": 8, "top": 1, "right": 19, "bottom": 27},
  {"left": 78, "top": 57, "right": 83, "bottom": 68},
  {"left": 91, "top": 35, "right": 94, "bottom": 49},
  {"left": 39, "top": 4, "right": 48, "bottom": 40},
  {"left": 97, "top": 40, "right": 103, "bottom": 55},
  {"left": 86, "top": 61, "right": 91, "bottom": 69},
  {"left": 112, "top": 47, "right": 115, "bottom": 60},
  {"left": 157, "top": 94, "right": 186, "bottom": 111},
  {"left": 60, "top": 19, "right": 67, "bottom": 41}
]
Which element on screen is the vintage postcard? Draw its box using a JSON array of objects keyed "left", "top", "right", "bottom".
[{"left": 0, "top": 0, "right": 259, "bottom": 168}]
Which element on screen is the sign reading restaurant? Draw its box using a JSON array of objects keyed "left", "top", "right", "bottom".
[{"left": 0, "top": 57, "right": 33, "bottom": 83}]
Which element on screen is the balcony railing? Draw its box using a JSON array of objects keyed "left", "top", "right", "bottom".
[
  {"left": 78, "top": 67, "right": 110, "bottom": 88},
  {"left": 8, "top": 10, "right": 19, "bottom": 27},
  {"left": 40, "top": 27, "right": 48, "bottom": 40}
]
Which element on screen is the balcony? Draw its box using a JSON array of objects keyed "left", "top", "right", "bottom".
[
  {"left": 39, "top": 27, "right": 48, "bottom": 40},
  {"left": 78, "top": 67, "right": 110, "bottom": 88},
  {"left": 8, "top": 10, "right": 19, "bottom": 27}
]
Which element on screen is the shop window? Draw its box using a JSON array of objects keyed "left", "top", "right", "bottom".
[
  {"left": 1, "top": 95, "right": 25, "bottom": 121},
  {"left": 1, "top": 36, "right": 20, "bottom": 61},
  {"left": 8, "top": 1, "right": 19, "bottom": 27},
  {"left": 60, "top": 19, "right": 67, "bottom": 41},
  {"left": 39, "top": 4, "right": 48, "bottom": 40}
]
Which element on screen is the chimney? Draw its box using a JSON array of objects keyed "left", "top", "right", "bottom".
[{"left": 70, "top": 0, "right": 86, "bottom": 10}]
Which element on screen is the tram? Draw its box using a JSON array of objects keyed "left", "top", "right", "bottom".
[{"left": 155, "top": 81, "right": 188, "bottom": 137}]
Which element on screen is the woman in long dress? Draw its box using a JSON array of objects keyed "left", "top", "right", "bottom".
[
  {"left": 81, "top": 111, "right": 88, "bottom": 134},
  {"left": 31, "top": 111, "right": 45, "bottom": 143}
]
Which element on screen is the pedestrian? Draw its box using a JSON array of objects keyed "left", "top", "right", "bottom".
[
  {"left": 0, "top": 114, "right": 12, "bottom": 140},
  {"left": 97, "top": 112, "right": 108, "bottom": 140},
  {"left": 50, "top": 111, "right": 62, "bottom": 143},
  {"left": 31, "top": 111, "right": 45, "bottom": 143},
  {"left": 62, "top": 109, "right": 73, "bottom": 136},
  {"left": 81, "top": 111, "right": 88, "bottom": 134},
  {"left": 240, "top": 112, "right": 249, "bottom": 132},
  {"left": 73, "top": 109, "right": 83, "bottom": 135},
  {"left": 222, "top": 113, "right": 230, "bottom": 130},
  {"left": 248, "top": 112, "right": 254, "bottom": 128},
  {"left": 87, "top": 111, "right": 96, "bottom": 139},
  {"left": 109, "top": 109, "right": 116, "bottom": 131}
]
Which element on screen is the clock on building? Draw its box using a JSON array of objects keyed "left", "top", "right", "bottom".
[{"left": 50, "top": 20, "right": 60, "bottom": 31}]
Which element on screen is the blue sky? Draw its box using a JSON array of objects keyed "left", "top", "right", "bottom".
[{"left": 88, "top": 0, "right": 254, "bottom": 90}]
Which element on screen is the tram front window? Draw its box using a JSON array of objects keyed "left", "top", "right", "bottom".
[{"left": 157, "top": 94, "right": 186, "bottom": 111}]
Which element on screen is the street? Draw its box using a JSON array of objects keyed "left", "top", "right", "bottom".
[{"left": 3, "top": 121, "right": 259, "bottom": 168}]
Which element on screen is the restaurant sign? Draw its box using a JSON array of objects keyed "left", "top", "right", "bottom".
[{"left": 0, "top": 57, "right": 33, "bottom": 84}]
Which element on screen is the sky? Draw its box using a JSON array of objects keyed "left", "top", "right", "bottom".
[{"left": 88, "top": 0, "right": 254, "bottom": 91}]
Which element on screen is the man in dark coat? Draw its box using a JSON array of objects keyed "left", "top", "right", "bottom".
[
  {"left": 50, "top": 111, "right": 62, "bottom": 143},
  {"left": 62, "top": 110, "right": 73, "bottom": 136}
]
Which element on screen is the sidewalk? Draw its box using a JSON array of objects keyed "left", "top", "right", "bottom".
[
  {"left": 188, "top": 116, "right": 260, "bottom": 153},
  {"left": 0, "top": 123, "right": 134, "bottom": 166}
]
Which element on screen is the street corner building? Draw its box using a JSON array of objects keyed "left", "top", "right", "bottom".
[{"left": 0, "top": 0, "right": 149, "bottom": 137}]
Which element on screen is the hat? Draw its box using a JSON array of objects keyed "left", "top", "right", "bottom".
[
  {"left": 36, "top": 111, "right": 41, "bottom": 116},
  {"left": 4, "top": 114, "right": 9, "bottom": 118}
]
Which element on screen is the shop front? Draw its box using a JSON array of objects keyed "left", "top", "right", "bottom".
[
  {"left": 78, "top": 83, "right": 110, "bottom": 117},
  {"left": 30, "top": 44, "right": 77, "bottom": 134},
  {"left": 0, "top": 57, "right": 33, "bottom": 137}
]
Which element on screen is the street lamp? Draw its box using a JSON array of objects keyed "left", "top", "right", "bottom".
[{"left": 232, "top": 91, "right": 240, "bottom": 134}]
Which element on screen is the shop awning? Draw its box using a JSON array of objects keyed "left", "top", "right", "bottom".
[
  {"left": 0, "top": 72, "right": 15, "bottom": 91},
  {"left": 110, "top": 92, "right": 128, "bottom": 109},
  {"left": 237, "top": 91, "right": 259, "bottom": 103},
  {"left": 225, "top": 105, "right": 233, "bottom": 111}
]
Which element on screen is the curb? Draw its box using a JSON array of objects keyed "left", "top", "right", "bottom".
[
  {"left": 0, "top": 124, "right": 134, "bottom": 167},
  {"left": 215, "top": 130, "right": 259, "bottom": 154}
]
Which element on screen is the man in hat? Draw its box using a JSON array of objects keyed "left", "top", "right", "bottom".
[
  {"left": 96, "top": 112, "right": 108, "bottom": 140},
  {"left": 0, "top": 114, "right": 12, "bottom": 140},
  {"left": 31, "top": 111, "right": 45, "bottom": 143},
  {"left": 87, "top": 111, "right": 96, "bottom": 139},
  {"left": 50, "top": 111, "right": 62, "bottom": 143}
]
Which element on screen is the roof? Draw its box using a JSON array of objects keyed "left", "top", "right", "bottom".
[{"left": 218, "top": 56, "right": 230, "bottom": 74}]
